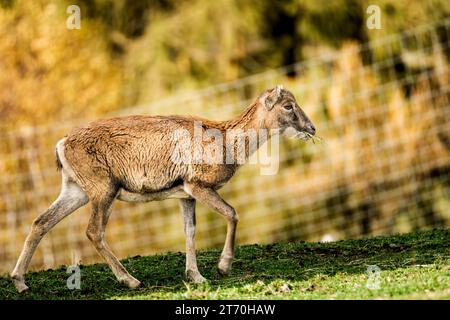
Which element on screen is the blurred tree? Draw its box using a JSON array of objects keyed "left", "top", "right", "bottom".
[
  {"left": 1, "top": 0, "right": 450, "bottom": 122},
  {"left": 0, "top": 0, "right": 123, "bottom": 127}
]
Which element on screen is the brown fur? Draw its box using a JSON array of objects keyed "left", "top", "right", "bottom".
[{"left": 11, "top": 86, "right": 315, "bottom": 292}]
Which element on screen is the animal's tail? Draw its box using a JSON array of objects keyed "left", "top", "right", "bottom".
[
  {"left": 55, "top": 138, "right": 67, "bottom": 172},
  {"left": 55, "top": 147, "right": 63, "bottom": 171}
]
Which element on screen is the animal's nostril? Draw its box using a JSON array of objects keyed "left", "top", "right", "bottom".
[{"left": 308, "top": 124, "right": 316, "bottom": 135}]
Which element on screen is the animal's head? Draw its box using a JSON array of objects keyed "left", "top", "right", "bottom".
[{"left": 258, "top": 85, "right": 316, "bottom": 139}]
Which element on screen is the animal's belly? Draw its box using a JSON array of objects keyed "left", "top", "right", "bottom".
[
  {"left": 118, "top": 163, "right": 188, "bottom": 194},
  {"left": 117, "top": 185, "right": 190, "bottom": 202}
]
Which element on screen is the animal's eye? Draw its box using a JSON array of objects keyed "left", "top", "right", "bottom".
[{"left": 283, "top": 104, "right": 293, "bottom": 111}]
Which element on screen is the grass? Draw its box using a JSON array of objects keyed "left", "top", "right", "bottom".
[{"left": 0, "top": 229, "right": 448, "bottom": 300}]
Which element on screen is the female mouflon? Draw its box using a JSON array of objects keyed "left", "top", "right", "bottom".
[{"left": 11, "top": 86, "right": 316, "bottom": 292}]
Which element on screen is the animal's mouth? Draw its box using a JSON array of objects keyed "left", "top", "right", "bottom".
[
  {"left": 294, "top": 131, "right": 315, "bottom": 141},
  {"left": 283, "top": 127, "right": 322, "bottom": 143},
  {"left": 294, "top": 130, "right": 324, "bottom": 144}
]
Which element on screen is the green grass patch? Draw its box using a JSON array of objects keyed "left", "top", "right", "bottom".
[{"left": 0, "top": 229, "right": 449, "bottom": 300}]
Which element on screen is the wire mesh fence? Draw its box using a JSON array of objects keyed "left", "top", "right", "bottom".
[{"left": 1, "top": 18, "right": 450, "bottom": 273}]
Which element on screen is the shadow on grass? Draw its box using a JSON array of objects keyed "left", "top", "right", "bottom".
[{"left": 0, "top": 229, "right": 448, "bottom": 299}]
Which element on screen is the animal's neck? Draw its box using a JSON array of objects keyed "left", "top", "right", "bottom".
[
  {"left": 220, "top": 102, "right": 272, "bottom": 163},
  {"left": 223, "top": 102, "right": 261, "bottom": 131}
]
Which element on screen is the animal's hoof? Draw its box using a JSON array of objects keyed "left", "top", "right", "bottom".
[
  {"left": 217, "top": 267, "right": 231, "bottom": 276},
  {"left": 120, "top": 276, "right": 141, "bottom": 289},
  {"left": 186, "top": 270, "right": 207, "bottom": 284},
  {"left": 217, "top": 263, "right": 231, "bottom": 276},
  {"left": 12, "top": 278, "right": 29, "bottom": 293},
  {"left": 217, "top": 257, "right": 232, "bottom": 276}
]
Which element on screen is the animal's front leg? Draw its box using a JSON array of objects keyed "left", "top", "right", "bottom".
[
  {"left": 179, "top": 199, "right": 206, "bottom": 283},
  {"left": 183, "top": 183, "right": 239, "bottom": 276}
]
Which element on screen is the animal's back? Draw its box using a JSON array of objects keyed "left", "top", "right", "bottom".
[{"left": 63, "top": 115, "right": 193, "bottom": 193}]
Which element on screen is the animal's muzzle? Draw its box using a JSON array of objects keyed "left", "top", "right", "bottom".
[{"left": 304, "top": 123, "right": 316, "bottom": 136}]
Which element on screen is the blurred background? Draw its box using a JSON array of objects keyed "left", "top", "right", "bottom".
[{"left": 0, "top": 0, "right": 449, "bottom": 273}]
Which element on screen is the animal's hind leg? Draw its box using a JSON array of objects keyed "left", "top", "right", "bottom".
[
  {"left": 11, "top": 171, "right": 89, "bottom": 293},
  {"left": 86, "top": 188, "right": 141, "bottom": 289}
]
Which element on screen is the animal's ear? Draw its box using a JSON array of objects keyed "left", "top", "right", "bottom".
[{"left": 262, "top": 85, "right": 283, "bottom": 110}]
